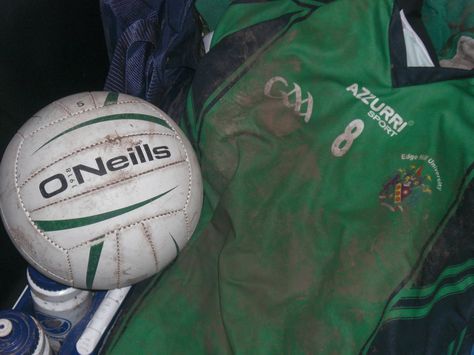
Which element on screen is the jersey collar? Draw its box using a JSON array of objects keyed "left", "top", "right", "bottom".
[{"left": 390, "top": 0, "right": 474, "bottom": 87}]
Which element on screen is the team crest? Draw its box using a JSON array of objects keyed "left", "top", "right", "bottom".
[{"left": 379, "top": 165, "right": 432, "bottom": 212}]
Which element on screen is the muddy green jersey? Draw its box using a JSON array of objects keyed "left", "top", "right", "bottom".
[{"left": 105, "top": 0, "right": 474, "bottom": 353}]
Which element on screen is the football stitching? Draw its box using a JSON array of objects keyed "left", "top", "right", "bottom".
[
  {"left": 15, "top": 139, "right": 67, "bottom": 252},
  {"left": 89, "top": 92, "right": 97, "bottom": 109},
  {"left": 19, "top": 131, "right": 176, "bottom": 188},
  {"left": 66, "top": 208, "right": 184, "bottom": 250},
  {"left": 65, "top": 250, "right": 74, "bottom": 282},
  {"left": 54, "top": 100, "right": 73, "bottom": 116},
  {"left": 29, "top": 159, "right": 187, "bottom": 212},
  {"left": 141, "top": 222, "right": 159, "bottom": 272},
  {"left": 147, "top": 104, "right": 194, "bottom": 239},
  {"left": 29, "top": 99, "right": 142, "bottom": 137},
  {"left": 116, "top": 232, "right": 121, "bottom": 288},
  {"left": 30, "top": 260, "right": 71, "bottom": 285}
]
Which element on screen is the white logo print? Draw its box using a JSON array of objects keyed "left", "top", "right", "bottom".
[
  {"left": 346, "top": 83, "right": 412, "bottom": 137},
  {"left": 264, "top": 76, "right": 313, "bottom": 123}
]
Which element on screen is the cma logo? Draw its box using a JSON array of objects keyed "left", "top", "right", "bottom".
[
  {"left": 264, "top": 76, "right": 313, "bottom": 123},
  {"left": 39, "top": 144, "right": 171, "bottom": 199}
]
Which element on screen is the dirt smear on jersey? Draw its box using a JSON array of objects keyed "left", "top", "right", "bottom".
[{"left": 256, "top": 100, "right": 304, "bottom": 137}]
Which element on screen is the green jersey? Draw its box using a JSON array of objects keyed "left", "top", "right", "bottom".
[{"left": 105, "top": 0, "right": 474, "bottom": 353}]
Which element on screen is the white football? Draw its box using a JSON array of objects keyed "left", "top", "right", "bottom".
[{"left": 0, "top": 92, "right": 203, "bottom": 289}]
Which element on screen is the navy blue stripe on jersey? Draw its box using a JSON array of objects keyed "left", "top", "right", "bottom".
[
  {"left": 364, "top": 290, "right": 474, "bottom": 354},
  {"left": 189, "top": 12, "right": 296, "bottom": 135},
  {"left": 362, "top": 165, "right": 474, "bottom": 354},
  {"left": 412, "top": 189, "right": 474, "bottom": 288},
  {"left": 191, "top": 13, "right": 295, "bottom": 115},
  {"left": 391, "top": 267, "right": 474, "bottom": 309},
  {"left": 191, "top": 7, "right": 322, "bottom": 145}
]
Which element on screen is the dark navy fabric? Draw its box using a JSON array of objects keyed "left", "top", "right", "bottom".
[{"left": 101, "top": 0, "right": 203, "bottom": 120}]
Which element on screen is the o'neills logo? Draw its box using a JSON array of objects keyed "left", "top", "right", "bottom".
[
  {"left": 39, "top": 144, "right": 171, "bottom": 199},
  {"left": 346, "top": 83, "right": 411, "bottom": 137}
]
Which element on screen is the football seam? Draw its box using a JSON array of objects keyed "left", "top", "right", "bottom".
[
  {"left": 19, "top": 131, "right": 176, "bottom": 188},
  {"left": 141, "top": 222, "right": 159, "bottom": 272},
  {"left": 54, "top": 100, "right": 73, "bottom": 116},
  {"left": 28, "top": 99, "right": 143, "bottom": 137},
  {"left": 30, "top": 259, "right": 71, "bottom": 285},
  {"left": 116, "top": 232, "right": 121, "bottom": 288},
  {"left": 89, "top": 92, "right": 97, "bottom": 109},
  {"left": 147, "top": 104, "right": 194, "bottom": 240},
  {"left": 66, "top": 208, "right": 185, "bottom": 250},
  {"left": 65, "top": 250, "right": 74, "bottom": 282},
  {"left": 15, "top": 139, "right": 67, "bottom": 252}
]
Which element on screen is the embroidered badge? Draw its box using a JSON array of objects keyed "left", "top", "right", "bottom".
[{"left": 379, "top": 165, "right": 432, "bottom": 212}]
